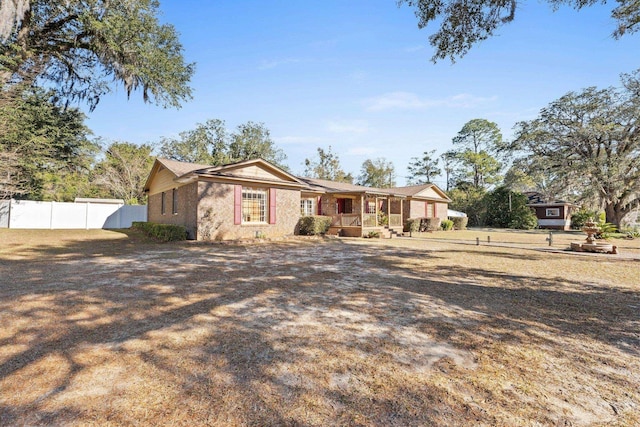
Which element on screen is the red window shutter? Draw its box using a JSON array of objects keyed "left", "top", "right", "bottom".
[
  {"left": 269, "top": 188, "right": 277, "bottom": 224},
  {"left": 317, "top": 196, "right": 322, "bottom": 215},
  {"left": 234, "top": 185, "right": 242, "bottom": 225}
]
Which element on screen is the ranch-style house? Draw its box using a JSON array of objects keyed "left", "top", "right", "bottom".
[{"left": 143, "top": 158, "right": 451, "bottom": 240}]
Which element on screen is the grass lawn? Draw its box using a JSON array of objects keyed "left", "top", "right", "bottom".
[{"left": 0, "top": 229, "right": 638, "bottom": 426}]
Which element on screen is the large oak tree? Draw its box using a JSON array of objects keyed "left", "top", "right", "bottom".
[
  {"left": 399, "top": 0, "right": 640, "bottom": 61},
  {"left": 513, "top": 72, "right": 640, "bottom": 226},
  {"left": 0, "top": 0, "right": 193, "bottom": 110}
]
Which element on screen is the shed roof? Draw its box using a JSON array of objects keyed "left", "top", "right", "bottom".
[{"left": 524, "top": 191, "right": 579, "bottom": 207}]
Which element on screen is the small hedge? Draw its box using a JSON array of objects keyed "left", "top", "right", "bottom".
[
  {"left": 297, "top": 215, "right": 331, "bottom": 236},
  {"left": 404, "top": 217, "right": 441, "bottom": 232},
  {"left": 131, "top": 221, "right": 187, "bottom": 242},
  {"left": 451, "top": 216, "right": 468, "bottom": 230},
  {"left": 422, "top": 217, "right": 441, "bottom": 231},
  {"left": 404, "top": 218, "right": 420, "bottom": 233},
  {"left": 441, "top": 219, "right": 454, "bottom": 231}
]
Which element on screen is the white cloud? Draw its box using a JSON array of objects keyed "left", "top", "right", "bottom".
[
  {"left": 363, "top": 92, "right": 498, "bottom": 112},
  {"left": 326, "top": 119, "right": 370, "bottom": 134},
  {"left": 258, "top": 58, "right": 302, "bottom": 70}
]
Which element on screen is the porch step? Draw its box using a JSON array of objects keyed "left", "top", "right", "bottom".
[{"left": 383, "top": 226, "right": 404, "bottom": 238}]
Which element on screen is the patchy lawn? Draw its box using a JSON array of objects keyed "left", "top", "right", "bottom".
[{"left": 0, "top": 229, "right": 638, "bottom": 426}]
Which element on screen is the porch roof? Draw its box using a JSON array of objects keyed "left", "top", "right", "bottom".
[{"left": 298, "top": 177, "right": 406, "bottom": 198}]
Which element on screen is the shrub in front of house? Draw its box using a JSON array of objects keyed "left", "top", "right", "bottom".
[
  {"left": 131, "top": 221, "right": 187, "bottom": 242},
  {"left": 422, "top": 217, "right": 441, "bottom": 231},
  {"left": 297, "top": 215, "right": 331, "bottom": 235},
  {"left": 441, "top": 219, "right": 454, "bottom": 231},
  {"left": 404, "top": 218, "right": 420, "bottom": 233},
  {"left": 451, "top": 216, "right": 468, "bottom": 230}
]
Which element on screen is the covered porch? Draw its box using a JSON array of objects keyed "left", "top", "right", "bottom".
[{"left": 326, "top": 192, "right": 405, "bottom": 238}]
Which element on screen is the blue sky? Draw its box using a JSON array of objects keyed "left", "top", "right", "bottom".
[{"left": 84, "top": 0, "right": 639, "bottom": 186}]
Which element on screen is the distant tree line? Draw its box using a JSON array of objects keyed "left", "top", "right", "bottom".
[
  {"left": 2, "top": 1, "right": 638, "bottom": 226},
  {"left": 4, "top": 70, "right": 639, "bottom": 230}
]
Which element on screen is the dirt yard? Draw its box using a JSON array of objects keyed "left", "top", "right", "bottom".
[{"left": 0, "top": 229, "right": 638, "bottom": 426}]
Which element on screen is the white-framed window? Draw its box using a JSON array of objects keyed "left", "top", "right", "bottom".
[
  {"left": 161, "top": 192, "right": 166, "bottom": 215},
  {"left": 546, "top": 208, "right": 560, "bottom": 217},
  {"left": 365, "top": 200, "right": 376, "bottom": 214},
  {"left": 300, "top": 198, "right": 315, "bottom": 216},
  {"left": 242, "top": 187, "right": 268, "bottom": 223}
]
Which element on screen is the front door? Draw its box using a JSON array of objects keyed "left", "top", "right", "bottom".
[{"left": 337, "top": 198, "right": 352, "bottom": 214}]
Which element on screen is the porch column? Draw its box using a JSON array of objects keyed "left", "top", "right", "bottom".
[
  {"left": 360, "top": 195, "right": 364, "bottom": 228},
  {"left": 375, "top": 197, "right": 379, "bottom": 226},
  {"left": 386, "top": 196, "right": 390, "bottom": 219},
  {"left": 400, "top": 197, "right": 403, "bottom": 230}
]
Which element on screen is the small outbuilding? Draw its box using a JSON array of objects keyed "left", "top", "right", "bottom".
[{"left": 525, "top": 192, "right": 579, "bottom": 231}]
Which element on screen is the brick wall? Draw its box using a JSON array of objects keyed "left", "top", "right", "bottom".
[
  {"left": 147, "top": 182, "right": 198, "bottom": 238},
  {"left": 197, "top": 181, "right": 301, "bottom": 241}
]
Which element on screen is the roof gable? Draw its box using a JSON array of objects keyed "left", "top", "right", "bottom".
[
  {"left": 194, "top": 159, "right": 301, "bottom": 183},
  {"left": 181, "top": 158, "right": 304, "bottom": 187},
  {"left": 144, "top": 158, "right": 212, "bottom": 193},
  {"left": 388, "top": 183, "right": 451, "bottom": 202}
]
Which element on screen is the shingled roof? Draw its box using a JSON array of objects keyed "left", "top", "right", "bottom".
[
  {"left": 297, "top": 177, "right": 406, "bottom": 197},
  {"left": 156, "top": 158, "right": 213, "bottom": 177}
]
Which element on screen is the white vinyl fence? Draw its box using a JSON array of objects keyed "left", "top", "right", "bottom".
[{"left": 0, "top": 199, "right": 146, "bottom": 229}]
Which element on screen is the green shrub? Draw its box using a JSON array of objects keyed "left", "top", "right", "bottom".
[
  {"left": 404, "top": 218, "right": 420, "bottom": 233},
  {"left": 406, "top": 217, "right": 441, "bottom": 231},
  {"left": 570, "top": 208, "right": 598, "bottom": 229},
  {"left": 297, "top": 215, "right": 331, "bottom": 236},
  {"left": 451, "top": 216, "right": 468, "bottom": 230},
  {"left": 422, "top": 217, "right": 441, "bottom": 231},
  {"left": 508, "top": 210, "right": 538, "bottom": 230},
  {"left": 441, "top": 219, "right": 454, "bottom": 231},
  {"left": 596, "top": 222, "right": 618, "bottom": 239},
  {"left": 366, "top": 231, "right": 381, "bottom": 238},
  {"left": 484, "top": 187, "right": 538, "bottom": 229},
  {"left": 131, "top": 221, "right": 187, "bottom": 242},
  {"left": 377, "top": 212, "right": 388, "bottom": 226}
]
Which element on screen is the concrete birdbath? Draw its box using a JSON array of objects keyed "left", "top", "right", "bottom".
[{"left": 570, "top": 218, "right": 616, "bottom": 254}]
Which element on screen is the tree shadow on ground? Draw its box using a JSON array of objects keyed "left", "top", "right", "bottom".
[{"left": 0, "top": 237, "right": 637, "bottom": 425}]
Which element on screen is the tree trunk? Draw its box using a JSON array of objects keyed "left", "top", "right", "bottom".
[{"left": 604, "top": 202, "right": 625, "bottom": 227}]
